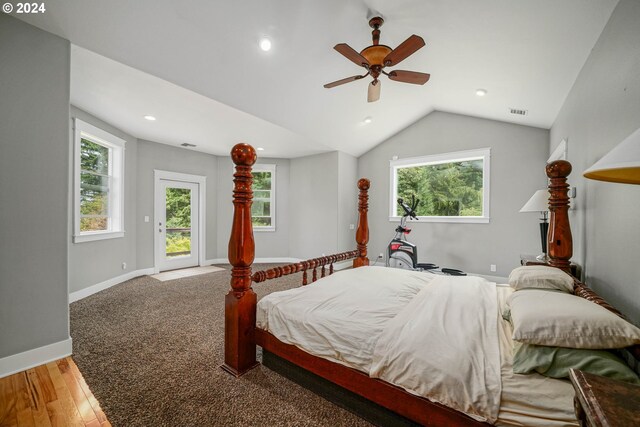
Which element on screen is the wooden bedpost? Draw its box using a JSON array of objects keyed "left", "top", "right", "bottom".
[
  {"left": 353, "top": 178, "right": 370, "bottom": 268},
  {"left": 546, "top": 160, "right": 573, "bottom": 273},
  {"left": 222, "top": 143, "right": 259, "bottom": 377}
]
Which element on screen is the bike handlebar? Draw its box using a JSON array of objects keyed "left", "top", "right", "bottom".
[{"left": 397, "top": 195, "right": 419, "bottom": 220}]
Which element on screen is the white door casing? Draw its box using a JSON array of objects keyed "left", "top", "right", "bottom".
[{"left": 154, "top": 170, "right": 206, "bottom": 273}]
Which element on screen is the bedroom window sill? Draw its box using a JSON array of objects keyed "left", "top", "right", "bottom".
[
  {"left": 73, "top": 231, "right": 125, "bottom": 243},
  {"left": 388, "top": 216, "right": 490, "bottom": 224}
]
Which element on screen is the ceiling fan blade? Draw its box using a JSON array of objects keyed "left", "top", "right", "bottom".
[
  {"left": 334, "top": 43, "right": 370, "bottom": 68},
  {"left": 324, "top": 73, "right": 368, "bottom": 88},
  {"left": 383, "top": 35, "right": 425, "bottom": 67},
  {"left": 368, "top": 80, "right": 381, "bottom": 103},
  {"left": 388, "top": 70, "right": 431, "bottom": 85}
]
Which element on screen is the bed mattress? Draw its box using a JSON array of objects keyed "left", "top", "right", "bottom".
[{"left": 256, "top": 266, "right": 577, "bottom": 426}]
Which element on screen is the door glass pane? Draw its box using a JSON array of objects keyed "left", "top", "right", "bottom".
[{"left": 165, "top": 188, "right": 192, "bottom": 258}]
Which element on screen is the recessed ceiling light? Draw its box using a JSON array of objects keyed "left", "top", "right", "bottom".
[
  {"left": 475, "top": 89, "right": 487, "bottom": 97},
  {"left": 257, "top": 147, "right": 265, "bottom": 151},
  {"left": 144, "top": 115, "right": 157, "bottom": 121},
  {"left": 259, "top": 38, "right": 272, "bottom": 52},
  {"left": 363, "top": 116, "right": 373, "bottom": 124}
]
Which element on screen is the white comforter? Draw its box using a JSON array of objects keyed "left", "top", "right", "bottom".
[
  {"left": 257, "top": 266, "right": 434, "bottom": 371},
  {"left": 370, "top": 275, "right": 501, "bottom": 423},
  {"left": 257, "top": 266, "right": 502, "bottom": 422}
]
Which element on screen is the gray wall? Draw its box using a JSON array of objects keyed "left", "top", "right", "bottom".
[
  {"left": 68, "top": 107, "right": 138, "bottom": 293},
  {"left": 550, "top": 0, "right": 640, "bottom": 324},
  {"left": 136, "top": 140, "right": 218, "bottom": 268},
  {"left": 216, "top": 157, "right": 291, "bottom": 259},
  {"left": 289, "top": 152, "right": 340, "bottom": 259},
  {"left": 0, "top": 15, "right": 70, "bottom": 356},
  {"left": 358, "top": 111, "right": 549, "bottom": 277},
  {"left": 337, "top": 152, "right": 358, "bottom": 252}
]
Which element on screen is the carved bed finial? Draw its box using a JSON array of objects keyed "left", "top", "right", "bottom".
[
  {"left": 222, "top": 143, "right": 259, "bottom": 377},
  {"left": 546, "top": 160, "right": 573, "bottom": 273},
  {"left": 353, "top": 178, "right": 370, "bottom": 268}
]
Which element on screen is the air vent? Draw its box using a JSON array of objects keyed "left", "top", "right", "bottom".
[
  {"left": 509, "top": 108, "right": 528, "bottom": 116},
  {"left": 180, "top": 143, "right": 196, "bottom": 148}
]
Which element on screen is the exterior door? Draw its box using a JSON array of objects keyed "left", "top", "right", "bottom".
[{"left": 157, "top": 180, "right": 199, "bottom": 271}]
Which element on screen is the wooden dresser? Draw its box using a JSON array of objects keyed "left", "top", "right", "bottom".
[{"left": 569, "top": 369, "right": 640, "bottom": 427}]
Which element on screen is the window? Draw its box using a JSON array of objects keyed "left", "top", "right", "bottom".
[
  {"left": 73, "top": 118, "right": 125, "bottom": 242},
  {"left": 389, "top": 148, "right": 490, "bottom": 223},
  {"left": 252, "top": 164, "right": 276, "bottom": 231}
]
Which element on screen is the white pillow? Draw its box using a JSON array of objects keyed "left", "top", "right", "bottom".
[
  {"left": 508, "top": 289, "right": 640, "bottom": 349},
  {"left": 508, "top": 265, "right": 574, "bottom": 293}
]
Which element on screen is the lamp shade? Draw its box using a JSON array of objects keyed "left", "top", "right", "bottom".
[
  {"left": 519, "top": 189, "right": 549, "bottom": 213},
  {"left": 583, "top": 127, "right": 640, "bottom": 184}
]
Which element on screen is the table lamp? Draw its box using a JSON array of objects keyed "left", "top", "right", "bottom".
[{"left": 520, "top": 189, "right": 550, "bottom": 260}]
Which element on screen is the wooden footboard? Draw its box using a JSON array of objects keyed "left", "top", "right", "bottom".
[
  {"left": 222, "top": 143, "right": 370, "bottom": 376},
  {"left": 255, "top": 329, "right": 487, "bottom": 426},
  {"left": 252, "top": 250, "right": 358, "bottom": 286}
]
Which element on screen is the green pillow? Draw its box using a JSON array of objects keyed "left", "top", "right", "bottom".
[{"left": 513, "top": 342, "right": 640, "bottom": 384}]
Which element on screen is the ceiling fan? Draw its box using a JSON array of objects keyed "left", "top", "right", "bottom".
[{"left": 324, "top": 16, "right": 430, "bottom": 102}]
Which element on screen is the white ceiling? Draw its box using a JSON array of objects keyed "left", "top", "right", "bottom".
[{"left": 17, "top": 0, "right": 618, "bottom": 158}]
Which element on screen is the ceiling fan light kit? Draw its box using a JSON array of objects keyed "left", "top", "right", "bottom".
[{"left": 324, "top": 16, "right": 430, "bottom": 103}]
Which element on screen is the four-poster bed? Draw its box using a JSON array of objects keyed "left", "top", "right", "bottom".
[{"left": 222, "top": 143, "right": 639, "bottom": 426}]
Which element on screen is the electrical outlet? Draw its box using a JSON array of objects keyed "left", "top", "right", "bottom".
[
  {"left": 349, "top": 224, "right": 355, "bottom": 230},
  {"left": 144, "top": 215, "right": 150, "bottom": 222},
  {"left": 490, "top": 264, "right": 497, "bottom": 272},
  {"left": 122, "top": 262, "right": 127, "bottom": 270},
  {"left": 379, "top": 253, "right": 384, "bottom": 258}
]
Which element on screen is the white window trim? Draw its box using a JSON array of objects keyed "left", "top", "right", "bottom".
[
  {"left": 389, "top": 148, "right": 491, "bottom": 224},
  {"left": 252, "top": 164, "right": 276, "bottom": 232},
  {"left": 73, "top": 118, "right": 126, "bottom": 243}
]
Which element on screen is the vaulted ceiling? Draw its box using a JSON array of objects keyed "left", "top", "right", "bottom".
[{"left": 17, "top": 0, "right": 618, "bottom": 157}]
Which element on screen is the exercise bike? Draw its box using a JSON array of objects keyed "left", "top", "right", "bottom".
[{"left": 387, "top": 196, "right": 466, "bottom": 276}]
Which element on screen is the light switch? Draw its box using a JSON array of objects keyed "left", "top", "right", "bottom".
[{"left": 144, "top": 216, "right": 150, "bottom": 222}]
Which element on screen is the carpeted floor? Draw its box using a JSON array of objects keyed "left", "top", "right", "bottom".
[{"left": 70, "top": 265, "right": 372, "bottom": 427}]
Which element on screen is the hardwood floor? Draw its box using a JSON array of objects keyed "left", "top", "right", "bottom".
[{"left": 0, "top": 358, "right": 111, "bottom": 427}]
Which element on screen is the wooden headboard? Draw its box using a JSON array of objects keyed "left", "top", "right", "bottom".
[
  {"left": 546, "top": 160, "right": 640, "bottom": 367},
  {"left": 545, "top": 160, "right": 573, "bottom": 273}
]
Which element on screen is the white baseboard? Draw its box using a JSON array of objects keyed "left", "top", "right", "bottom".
[
  {"left": 69, "top": 268, "right": 155, "bottom": 303},
  {"left": 205, "top": 257, "right": 301, "bottom": 265},
  {"left": 0, "top": 337, "right": 72, "bottom": 379}
]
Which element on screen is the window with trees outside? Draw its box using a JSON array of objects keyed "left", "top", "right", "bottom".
[
  {"left": 390, "top": 148, "right": 490, "bottom": 223},
  {"left": 73, "top": 118, "right": 125, "bottom": 242},
  {"left": 252, "top": 164, "right": 276, "bottom": 231}
]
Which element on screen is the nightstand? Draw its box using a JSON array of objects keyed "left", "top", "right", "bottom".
[
  {"left": 569, "top": 369, "right": 640, "bottom": 427},
  {"left": 519, "top": 254, "right": 581, "bottom": 279}
]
